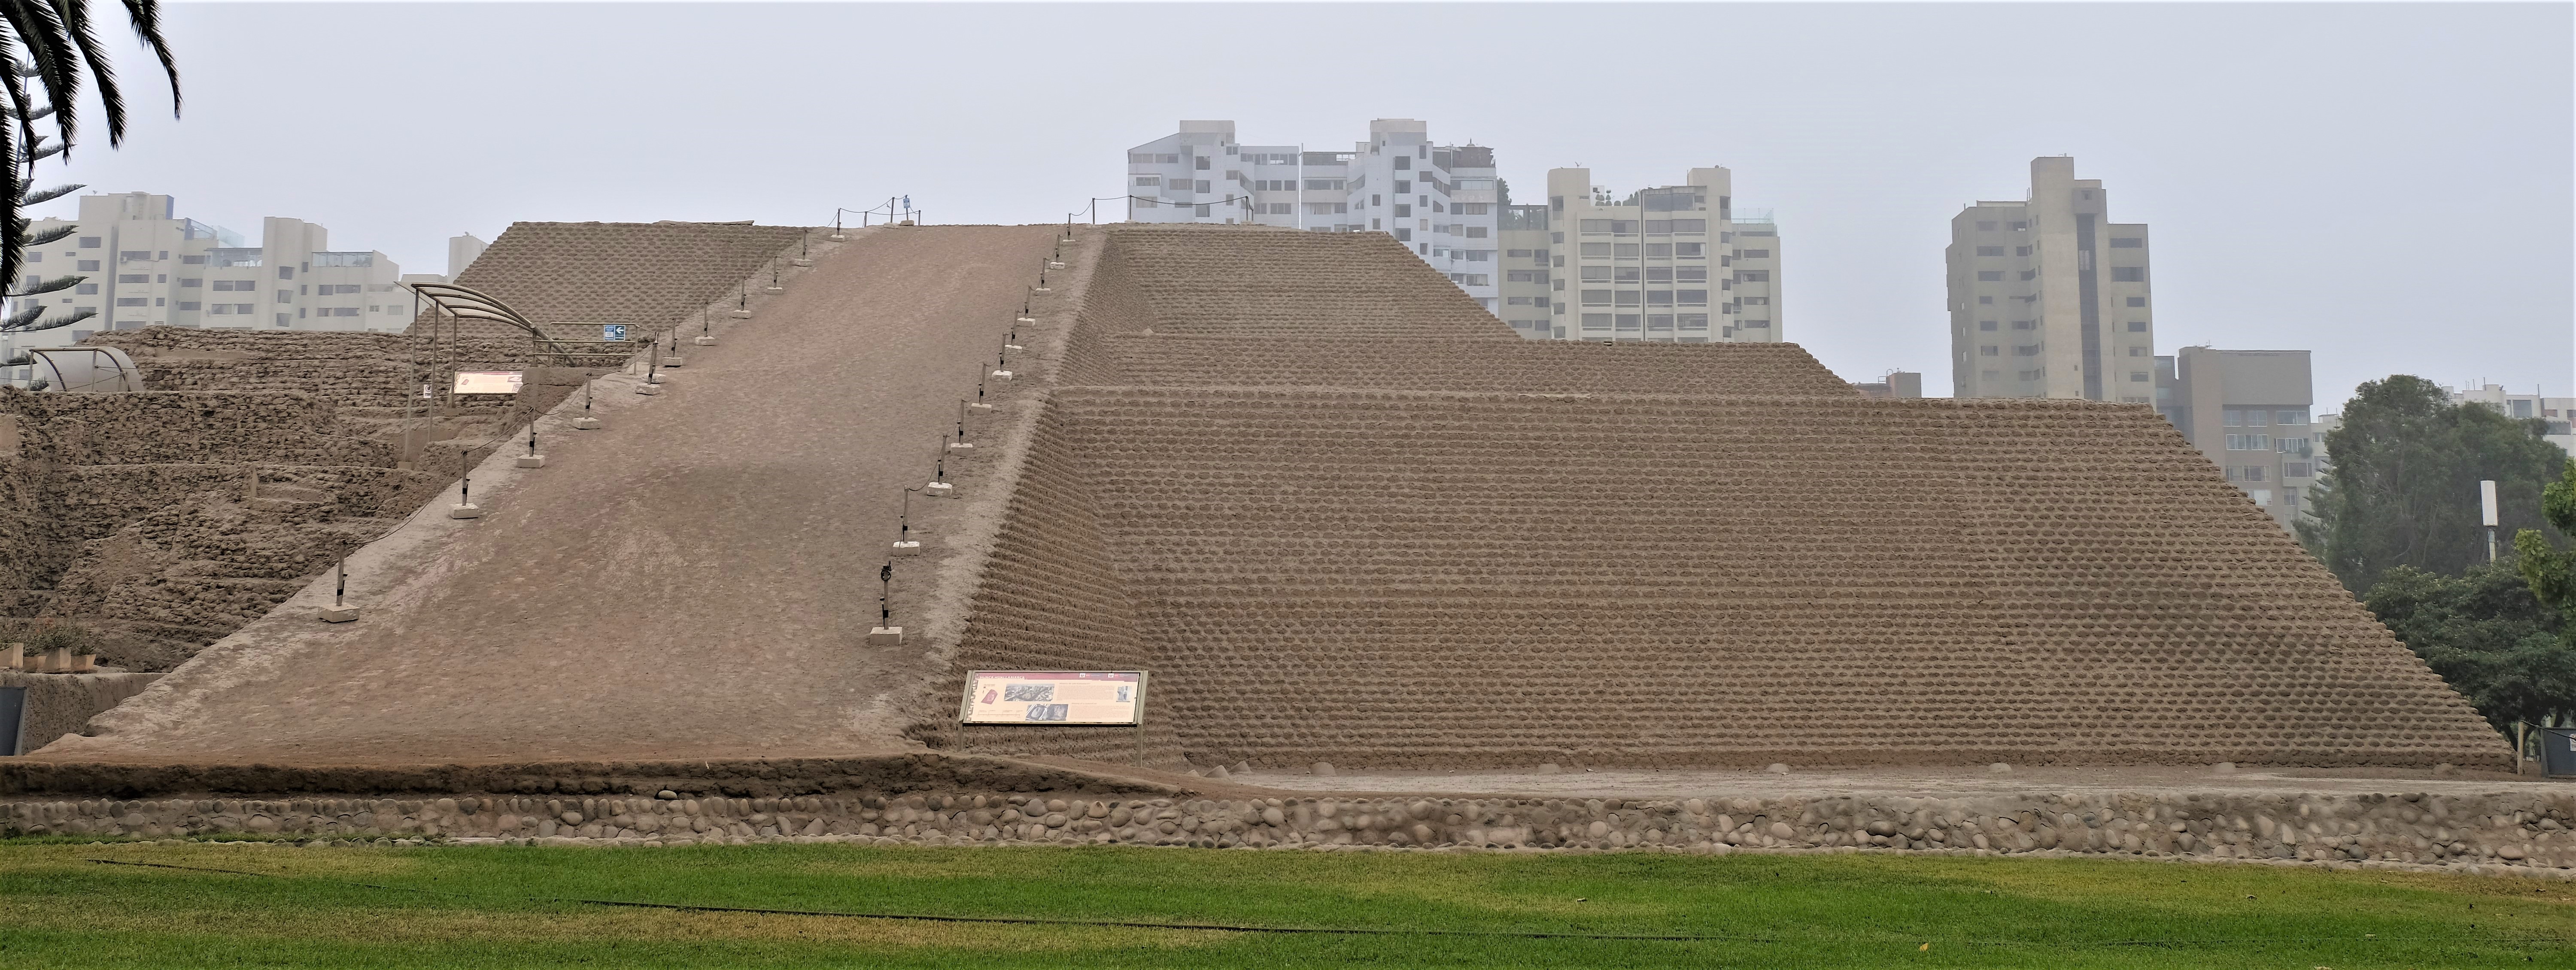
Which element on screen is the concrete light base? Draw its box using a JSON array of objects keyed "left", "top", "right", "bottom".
[
  {"left": 1016, "top": 316, "right": 1035, "bottom": 324},
  {"left": 1049, "top": 261, "right": 1066, "bottom": 269},
  {"left": 967, "top": 403, "right": 994, "bottom": 413},
  {"left": 890, "top": 541, "right": 920, "bottom": 557},
  {"left": 693, "top": 336, "right": 717, "bottom": 346},
  {"left": 516, "top": 455, "right": 547, "bottom": 469},
  {"left": 319, "top": 606, "right": 360, "bottom": 623},
  {"left": 867, "top": 627, "right": 905, "bottom": 645},
  {"left": 793, "top": 258, "right": 816, "bottom": 266},
  {"left": 575, "top": 417, "right": 603, "bottom": 430},
  {"left": 635, "top": 383, "right": 661, "bottom": 396},
  {"left": 947, "top": 443, "right": 975, "bottom": 454},
  {"left": 922, "top": 482, "right": 954, "bottom": 499},
  {"left": 763, "top": 286, "right": 785, "bottom": 294},
  {"left": 826, "top": 233, "right": 848, "bottom": 242},
  {"left": 448, "top": 504, "right": 483, "bottom": 520},
  {"left": 991, "top": 370, "right": 1014, "bottom": 381},
  {"left": 661, "top": 357, "right": 684, "bottom": 367},
  {"left": 1033, "top": 287, "right": 1051, "bottom": 293},
  {"left": 729, "top": 310, "right": 753, "bottom": 318}
]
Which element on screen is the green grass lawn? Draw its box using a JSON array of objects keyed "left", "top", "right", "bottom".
[{"left": 0, "top": 838, "right": 2569, "bottom": 968}]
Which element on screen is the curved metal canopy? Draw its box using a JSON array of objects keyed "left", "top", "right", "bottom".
[{"left": 409, "top": 282, "right": 590, "bottom": 365}]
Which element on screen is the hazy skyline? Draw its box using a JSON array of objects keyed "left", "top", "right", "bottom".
[{"left": 32, "top": 2, "right": 2572, "bottom": 409}]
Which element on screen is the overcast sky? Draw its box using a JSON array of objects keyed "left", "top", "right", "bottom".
[{"left": 39, "top": 2, "right": 2573, "bottom": 408}]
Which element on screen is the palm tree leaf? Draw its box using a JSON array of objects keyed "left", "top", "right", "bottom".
[
  {"left": 114, "top": 0, "right": 172, "bottom": 115},
  {"left": 18, "top": 181, "right": 76, "bottom": 205},
  {"left": 49, "top": 0, "right": 128, "bottom": 150}
]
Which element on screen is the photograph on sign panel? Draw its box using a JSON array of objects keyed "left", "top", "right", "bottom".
[
  {"left": 451, "top": 371, "right": 524, "bottom": 395},
  {"left": 960, "top": 671, "right": 1144, "bottom": 726}
]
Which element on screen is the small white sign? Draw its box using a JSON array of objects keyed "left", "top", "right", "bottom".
[
  {"left": 452, "top": 370, "right": 524, "bottom": 395},
  {"left": 960, "top": 671, "right": 1145, "bottom": 725}
]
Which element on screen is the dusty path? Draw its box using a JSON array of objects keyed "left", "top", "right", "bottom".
[{"left": 43, "top": 225, "right": 1057, "bottom": 765}]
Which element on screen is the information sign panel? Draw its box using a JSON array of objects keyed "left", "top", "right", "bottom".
[
  {"left": 602, "top": 324, "right": 628, "bottom": 341},
  {"left": 451, "top": 370, "right": 524, "bottom": 395},
  {"left": 960, "top": 671, "right": 1145, "bottom": 725}
]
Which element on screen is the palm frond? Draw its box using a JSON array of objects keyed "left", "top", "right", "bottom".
[
  {"left": 8, "top": 271, "right": 81, "bottom": 296},
  {"left": 18, "top": 180, "right": 75, "bottom": 205}
]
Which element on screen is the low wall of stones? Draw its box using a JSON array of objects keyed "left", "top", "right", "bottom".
[
  {"left": 2, "top": 671, "right": 161, "bottom": 755},
  {"left": 3, "top": 784, "right": 2568, "bottom": 879}
]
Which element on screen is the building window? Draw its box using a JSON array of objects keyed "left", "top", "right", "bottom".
[
  {"left": 1580, "top": 313, "right": 1612, "bottom": 329},
  {"left": 74, "top": 283, "right": 97, "bottom": 294},
  {"left": 2224, "top": 433, "right": 2273, "bottom": 451},
  {"left": 1675, "top": 267, "right": 1707, "bottom": 283},
  {"left": 1736, "top": 270, "right": 1769, "bottom": 282},
  {"left": 1134, "top": 176, "right": 1160, "bottom": 187},
  {"left": 1741, "top": 319, "right": 1770, "bottom": 329},
  {"left": 78, "top": 236, "right": 100, "bottom": 248},
  {"left": 1678, "top": 314, "right": 1709, "bottom": 330},
  {"left": 2011, "top": 320, "right": 2035, "bottom": 330},
  {"left": 177, "top": 301, "right": 200, "bottom": 311},
  {"left": 76, "top": 260, "right": 100, "bottom": 271},
  {"left": 2110, "top": 237, "right": 2142, "bottom": 248},
  {"left": 114, "top": 297, "right": 147, "bottom": 306},
  {"left": 1976, "top": 271, "right": 2003, "bottom": 281},
  {"left": 1978, "top": 320, "right": 1997, "bottom": 331},
  {"left": 1579, "top": 243, "right": 1610, "bottom": 258},
  {"left": 1581, "top": 289, "right": 1611, "bottom": 306},
  {"left": 1975, "top": 221, "right": 1997, "bottom": 230},
  {"left": 1975, "top": 246, "right": 2005, "bottom": 257},
  {"left": 1676, "top": 290, "right": 1707, "bottom": 306},
  {"left": 1675, "top": 242, "right": 1704, "bottom": 258},
  {"left": 2013, "top": 345, "right": 2040, "bottom": 356},
  {"left": 1980, "top": 346, "right": 2000, "bottom": 356},
  {"left": 2129, "top": 371, "right": 2148, "bottom": 382},
  {"left": 2019, "top": 269, "right": 2037, "bottom": 281},
  {"left": 2275, "top": 409, "right": 2309, "bottom": 425},
  {"left": 2111, "top": 267, "right": 2146, "bottom": 282}
]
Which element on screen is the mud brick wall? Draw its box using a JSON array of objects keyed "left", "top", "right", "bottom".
[
  {"left": 1101, "top": 226, "right": 1525, "bottom": 341},
  {"left": 1103, "top": 333, "right": 1860, "bottom": 396},
  {"left": 4, "top": 392, "right": 391, "bottom": 467},
  {"left": 917, "top": 400, "right": 1181, "bottom": 764},
  {"left": 1035, "top": 388, "right": 2503, "bottom": 770},
  {"left": 415, "top": 221, "right": 814, "bottom": 340},
  {"left": 0, "top": 672, "right": 161, "bottom": 755}
]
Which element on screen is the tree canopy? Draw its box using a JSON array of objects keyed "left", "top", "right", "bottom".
[
  {"left": 2297, "top": 375, "right": 2568, "bottom": 593},
  {"left": 2364, "top": 558, "right": 2572, "bottom": 732}
]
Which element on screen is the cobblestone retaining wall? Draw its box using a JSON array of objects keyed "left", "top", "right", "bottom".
[{"left": 5, "top": 786, "right": 2569, "bottom": 879}]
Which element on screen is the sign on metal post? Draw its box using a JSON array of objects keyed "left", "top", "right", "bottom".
[
  {"left": 960, "top": 671, "right": 1146, "bottom": 725},
  {"left": 602, "top": 324, "right": 628, "bottom": 341},
  {"left": 451, "top": 371, "right": 525, "bottom": 395}
]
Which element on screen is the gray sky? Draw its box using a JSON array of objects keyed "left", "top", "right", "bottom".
[{"left": 42, "top": 2, "right": 2573, "bottom": 408}]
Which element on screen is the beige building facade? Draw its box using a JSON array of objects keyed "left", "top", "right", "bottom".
[
  {"left": 2159, "top": 347, "right": 2315, "bottom": 529},
  {"left": 1947, "top": 157, "right": 2155, "bottom": 401},
  {"left": 1520, "top": 167, "right": 1778, "bottom": 343}
]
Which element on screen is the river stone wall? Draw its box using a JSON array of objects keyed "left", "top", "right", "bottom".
[{"left": 5, "top": 787, "right": 2570, "bottom": 879}]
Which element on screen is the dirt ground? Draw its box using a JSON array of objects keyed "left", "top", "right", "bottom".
[{"left": 39, "top": 225, "right": 1061, "bottom": 766}]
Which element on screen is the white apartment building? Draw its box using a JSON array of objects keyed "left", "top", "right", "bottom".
[
  {"left": 1946, "top": 157, "right": 2155, "bottom": 401},
  {"left": 5, "top": 192, "right": 422, "bottom": 358},
  {"left": 1124, "top": 119, "right": 1504, "bottom": 313},
  {"left": 1501, "top": 167, "right": 1776, "bottom": 343},
  {"left": 2450, "top": 383, "right": 2576, "bottom": 455}
]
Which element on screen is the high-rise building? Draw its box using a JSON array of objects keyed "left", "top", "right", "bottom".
[
  {"left": 1123, "top": 120, "right": 1503, "bottom": 312},
  {"left": 1947, "top": 157, "right": 2155, "bottom": 400},
  {"left": 2448, "top": 383, "right": 2575, "bottom": 455},
  {"left": 2157, "top": 347, "right": 2315, "bottom": 529},
  {"left": 5, "top": 192, "right": 414, "bottom": 358},
  {"left": 1526, "top": 167, "right": 1778, "bottom": 343}
]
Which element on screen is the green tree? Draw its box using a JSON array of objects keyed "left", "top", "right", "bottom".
[
  {"left": 2514, "top": 459, "right": 2576, "bottom": 654},
  {"left": 2297, "top": 375, "right": 2567, "bottom": 592},
  {"left": 2363, "top": 558, "right": 2573, "bottom": 731},
  {"left": 0, "top": 3, "right": 181, "bottom": 292}
]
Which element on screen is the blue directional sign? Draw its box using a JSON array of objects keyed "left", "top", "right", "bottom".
[{"left": 603, "top": 324, "right": 628, "bottom": 341}]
